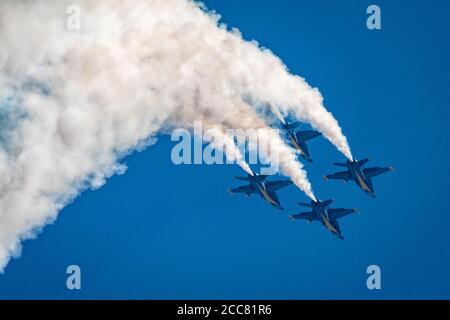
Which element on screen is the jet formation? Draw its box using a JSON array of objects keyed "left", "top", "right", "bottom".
[{"left": 228, "top": 116, "right": 393, "bottom": 239}]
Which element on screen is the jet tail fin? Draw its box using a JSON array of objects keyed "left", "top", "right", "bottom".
[
  {"left": 358, "top": 158, "right": 371, "bottom": 166},
  {"left": 298, "top": 202, "right": 312, "bottom": 208},
  {"left": 235, "top": 176, "right": 251, "bottom": 181},
  {"left": 334, "top": 162, "right": 348, "bottom": 167},
  {"left": 235, "top": 174, "right": 267, "bottom": 182}
]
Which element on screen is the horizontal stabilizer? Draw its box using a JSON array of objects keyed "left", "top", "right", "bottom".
[
  {"left": 334, "top": 162, "right": 348, "bottom": 167},
  {"left": 235, "top": 176, "right": 251, "bottom": 181},
  {"left": 298, "top": 202, "right": 312, "bottom": 207},
  {"left": 358, "top": 158, "right": 371, "bottom": 166}
]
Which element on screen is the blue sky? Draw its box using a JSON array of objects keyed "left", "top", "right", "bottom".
[{"left": 1, "top": 0, "right": 450, "bottom": 299}]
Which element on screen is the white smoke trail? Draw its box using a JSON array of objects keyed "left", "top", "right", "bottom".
[
  {"left": 229, "top": 44, "right": 353, "bottom": 160},
  {"left": 256, "top": 127, "right": 316, "bottom": 201},
  {"left": 219, "top": 103, "right": 316, "bottom": 201},
  {"left": 202, "top": 125, "right": 253, "bottom": 176},
  {"left": 0, "top": 0, "right": 348, "bottom": 271},
  {"left": 269, "top": 104, "right": 286, "bottom": 125}
]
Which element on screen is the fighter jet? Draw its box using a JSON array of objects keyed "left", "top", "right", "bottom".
[
  {"left": 228, "top": 173, "right": 292, "bottom": 210},
  {"left": 289, "top": 199, "right": 358, "bottom": 239},
  {"left": 281, "top": 120, "right": 321, "bottom": 162},
  {"left": 324, "top": 158, "right": 394, "bottom": 198}
]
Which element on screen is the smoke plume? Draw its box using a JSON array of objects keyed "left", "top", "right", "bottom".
[{"left": 0, "top": 0, "right": 350, "bottom": 271}]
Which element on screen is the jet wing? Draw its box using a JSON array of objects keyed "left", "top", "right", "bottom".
[
  {"left": 290, "top": 211, "right": 316, "bottom": 221},
  {"left": 229, "top": 185, "right": 256, "bottom": 195},
  {"left": 296, "top": 130, "right": 321, "bottom": 142},
  {"left": 324, "top": 170, "right": 350, "bottom": 181},
  {"left": 363, "top": 167, "right": 392, "bottom": 179},
  {"left": 266, "top": 180, "right": 293, "bottom": 192},
  {"left": 328, "top": 208, "right": 357, "bottom": 220}
]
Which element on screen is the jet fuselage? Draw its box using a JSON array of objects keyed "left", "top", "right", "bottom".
[
  {"left": 313, "top": 203, "right": 342, "bottom": 238},
  {"left": 347, "top": 161, "right": 375, "bottom": 197},
  {"left": 287, "top": 131, "right": 311, "bottom": 162},
  {"left": 252, "top": 180, "right": 280, "bottom": 208}
]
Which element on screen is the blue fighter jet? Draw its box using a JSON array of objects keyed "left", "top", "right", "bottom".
[
  {"left": 228, "top": 173, "right": 292, "bottom": 210},
  {"left": 324, "top": 158, "right": 394, "bottom": 198},
  {"left": 281, "top": 120, "right": 321, "bottom": 162},
  {"left": 289, "top": 199, "right": 358, "bottom": 239}
]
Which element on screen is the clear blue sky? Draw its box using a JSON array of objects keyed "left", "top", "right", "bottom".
[{"left": 1, "top": 0, "right": 450, "bottom": 299}]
